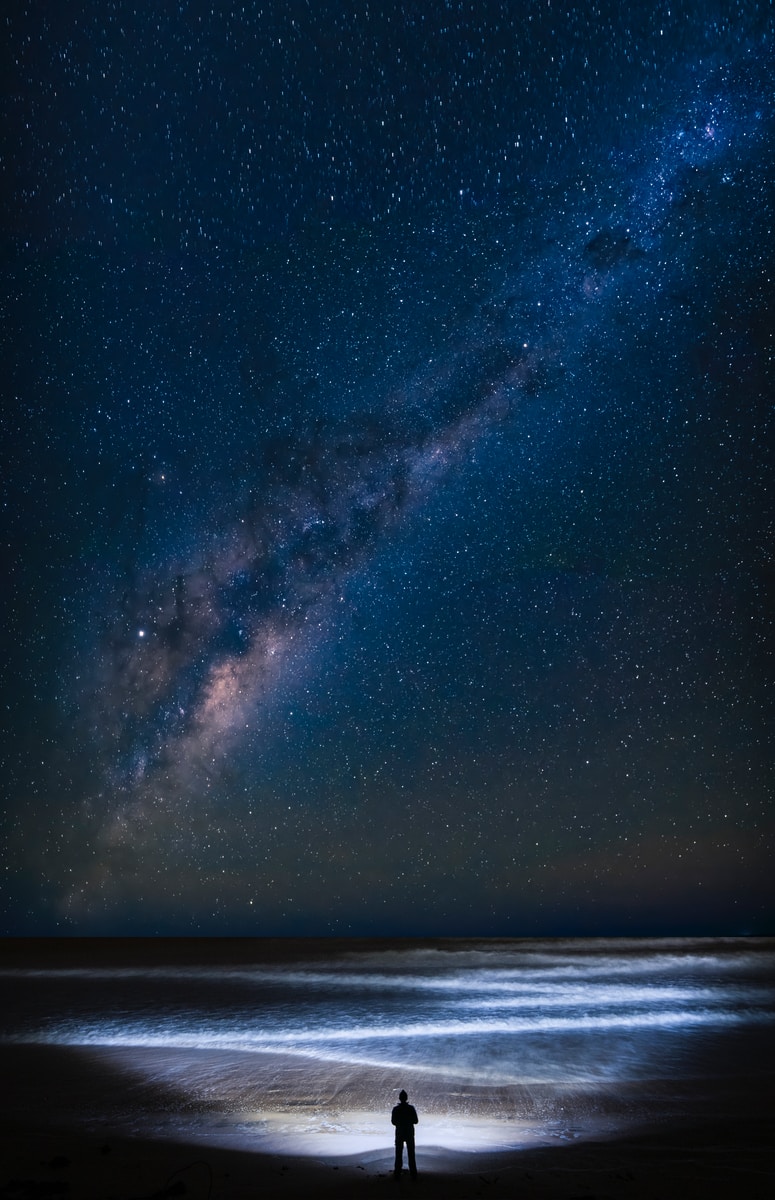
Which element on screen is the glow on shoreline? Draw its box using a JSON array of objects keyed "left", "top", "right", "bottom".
[
  {"left": 5, "top": 1003, "right": 772, "bottom": 1099},
  {"left": 11, "top": 1002, "right": 764, "bottom": 1049},
  {"left": 6, "top": 953, "right": 773, "bottom": 1086},
  {"left": 193, "top": 1110, "right": 564, "bottom": 1158}
]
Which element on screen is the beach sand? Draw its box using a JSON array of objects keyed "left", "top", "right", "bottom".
[
  {"left": 2, "top": 1113, "right": 773, "bottom": 1200},
  {"left": 1, "top": 1043, "right": 773, "bottom": 1200}
]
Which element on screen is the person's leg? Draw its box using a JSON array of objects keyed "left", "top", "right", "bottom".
[
  {"left": 394, "top": 1135, "right": 403, "bottom": 1177},
  {"left": 407, "top": 1133, "right": 417, "bottom": 1178}
]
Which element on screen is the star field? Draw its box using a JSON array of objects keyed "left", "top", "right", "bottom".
[{"left": 1, "top": 2, "right": 773, "bottom": 935}]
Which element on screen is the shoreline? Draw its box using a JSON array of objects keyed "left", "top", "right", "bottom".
[{"left": 3, "top": 939, "right": 773, "bottom": 1197}]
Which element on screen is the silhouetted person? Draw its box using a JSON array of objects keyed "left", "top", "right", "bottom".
[{"left": 391, "top": 1088, "right": 418, "bottom": 1180}]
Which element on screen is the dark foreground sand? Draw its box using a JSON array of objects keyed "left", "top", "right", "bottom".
[
  {"left": 1, "top": 1044, "right": 773, "bottom": 1200},
  {"left": 2, "top": 1116, "right": 774, "bottom": 1200}
]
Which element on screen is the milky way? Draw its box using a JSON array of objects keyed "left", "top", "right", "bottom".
[{"left": 3, "top": 4, "right": 772, "bottom": 934}]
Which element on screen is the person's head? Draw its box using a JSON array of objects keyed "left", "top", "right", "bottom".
[{"left": 399, "top": 1089, "right": 408, "bottom": 1102}]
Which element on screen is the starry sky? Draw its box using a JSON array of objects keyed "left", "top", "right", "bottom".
[{"left": 1, "top": 1, "right": 773, "bottom": 936}]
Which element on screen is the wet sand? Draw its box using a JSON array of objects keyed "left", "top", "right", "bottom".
[{"left": 1, "top": 1042, "right": 773, "bottom": 1200}]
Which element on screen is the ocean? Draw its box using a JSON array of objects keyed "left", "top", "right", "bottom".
[{"left": 1, "top": 937, "right": 773, "bottom": 1163}]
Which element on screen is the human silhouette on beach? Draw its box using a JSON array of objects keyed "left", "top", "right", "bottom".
[{"left": 391, "top": 1088, "right": 419, "bottom": 1180}]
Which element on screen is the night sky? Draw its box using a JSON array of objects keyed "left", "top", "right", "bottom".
[{"left": 2, "top": 2, "right": 772, "bottom": 936}]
